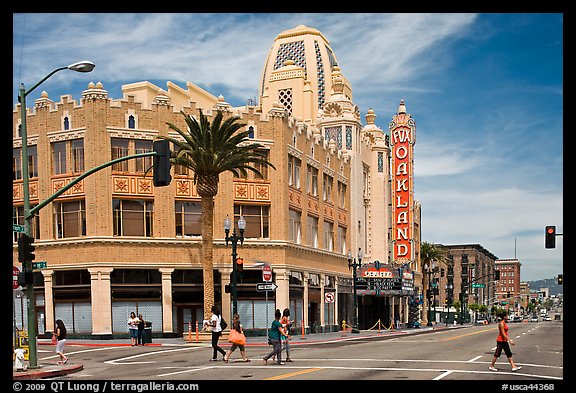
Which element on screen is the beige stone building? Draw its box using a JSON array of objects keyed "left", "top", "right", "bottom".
[{"left": 13, "top": 25, "right": 422, "bottom": 338}]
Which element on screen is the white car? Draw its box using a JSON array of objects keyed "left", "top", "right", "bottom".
[
  {"left": 543, "top": 315, "right": 552, "bottom": 321},
  {"left": 530, "top": 316, "right": 539, "bottom": 322}
]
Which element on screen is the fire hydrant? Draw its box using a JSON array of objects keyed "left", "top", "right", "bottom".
[{"left": 14, "top": 348, "right": 27, "bottom": 371}]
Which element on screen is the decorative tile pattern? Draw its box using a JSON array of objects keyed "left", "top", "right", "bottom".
[
  {"left": 314, "top": 41, "right": 326, "bottom": 109},
  {"left": 346, "top": 126, "right": 353, "bottom": 150},
  {"left": 274, "top": 41, "right": 307, "bottom": 74},
  {"left": 378, "top": 152, "right": 384, "bottom": 173}
]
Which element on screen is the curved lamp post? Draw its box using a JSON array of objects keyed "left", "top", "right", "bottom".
[
  {"left": 347, "top": 248, "right": 362, "bottom": 333},
  {"left": 224, "top": 215, "right": 246, "bottom": 317},
  {"left": 18, "top": 61, "right": 95, "bottom": 369}
]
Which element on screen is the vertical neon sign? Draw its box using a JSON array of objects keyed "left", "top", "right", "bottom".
[{"left": 389, "top": 100, "right": 416, "bottom": 266}]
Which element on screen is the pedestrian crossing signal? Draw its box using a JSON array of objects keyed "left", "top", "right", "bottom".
[{"left": 557, "top": 274, "right": 563, "bottom": 285}]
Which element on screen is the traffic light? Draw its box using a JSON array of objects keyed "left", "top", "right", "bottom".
[
  {"left": 440, "top": 268, "right": 445, "bottom": 278},
  {"left": 153, "top": 140, "right": 172, "bottom": 187},
  {"left": 557, "top": 274, "right": 563, "bottom": 285},
  {"left": 494, "top": 270, "right": 500, "bottom": 281},
  {"left": 236, "top": 257, "right": 243, "bottom": 273},
  {"left": 18, "top": 234, "right": 35, "bottom": 262},
  {"left": 545, "top": 225, "right": 556, "bottom": 249}
]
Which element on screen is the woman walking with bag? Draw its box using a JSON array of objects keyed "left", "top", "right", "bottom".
[{"left": 224, "top": 314, "right": 250, "bottom": 363}]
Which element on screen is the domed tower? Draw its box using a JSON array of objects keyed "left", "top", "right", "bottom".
[{"left": 259, "top": 25, "right": 353, "bottom": 124}]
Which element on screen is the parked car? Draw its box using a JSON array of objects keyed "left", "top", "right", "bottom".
[
  {"left": 475, "top": 318, "right": 487, "bottom": 325},
  {"left": 543, "top": 315, "right": 552, "bottom": 321},
  {"left": 530, "top": 315, "right": 539, "bottom": 322},
  {"left": 512, "top": 315, "right": 523, "bottom": 323}
]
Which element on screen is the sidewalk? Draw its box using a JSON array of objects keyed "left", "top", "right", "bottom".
[{"left": 13, "top": 323, "right": 471, "bottom": 379}]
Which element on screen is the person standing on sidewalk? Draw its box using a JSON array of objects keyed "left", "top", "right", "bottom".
[
  {"left": 54, "top": 319, "right": 68, "bottom": 364},
  {"left": 206, "top": 306, "right": 227, "bottom": 361},
  {"left": 489, "top": 312, "right": 522, "bottom": 372},
  {"left": 128, "top": 312, "right": 140, "bottom": 347},
  {"left": 137, "top": 314, "right": 146, "bottom": 346},
  {"left": 263, "top": 309, "right": 286, "bottom": 365}
]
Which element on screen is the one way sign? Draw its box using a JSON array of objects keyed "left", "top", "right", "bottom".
[{"left": 256, "top": 282, "right": 278, "bottom": 292}]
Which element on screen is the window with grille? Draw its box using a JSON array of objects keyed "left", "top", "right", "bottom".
[{"left": 278, "top": 89, "right": 293, "bottom": 117}]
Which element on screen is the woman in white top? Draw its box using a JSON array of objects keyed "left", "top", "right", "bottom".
[
  {"left": 128, "top": 312, "right": 140, "bottom": 347},
  {"left": 207, "top": 306, "right": 226, "bottom": 361}
]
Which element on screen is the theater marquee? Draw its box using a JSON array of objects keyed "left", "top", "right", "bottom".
[{"left": 389, "top": 100, "right": 416, "bottom": 267}]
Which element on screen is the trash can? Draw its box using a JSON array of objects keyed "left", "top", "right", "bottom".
[{"left": 143, "top": 322, "right": 152, "bottom": 344}]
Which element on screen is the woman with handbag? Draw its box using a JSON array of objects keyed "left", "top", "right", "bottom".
[{"left": 224, "top": 313, "right": 250, "bottom": 363}]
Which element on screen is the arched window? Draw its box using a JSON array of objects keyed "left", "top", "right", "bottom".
[
  {"left": 128, "top": 115, "right": 136, "bottom": 129},
  {"left": 248, "top": 126, "right": 255, "bottom": 139},
  {"left": 63, "top": 117, "right": 70, "bottom": 130}
]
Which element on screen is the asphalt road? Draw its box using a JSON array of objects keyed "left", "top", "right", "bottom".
[{"left": 38, "top": 321, "right": 563, "bottom": 384}]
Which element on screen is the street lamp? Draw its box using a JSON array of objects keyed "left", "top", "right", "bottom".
[
  {"left": 347, "top": 248, "right": 362, "bottom": 333},
  {"left": 424, "top": 261, "right": 436, "bottom": 326},
  {"left": 17, "top": 60, "right": 95, "bottom": 369},
  {"left": 224, "top": 214, "right": 245, "bottom": 317},
  {"left": 445, "top": 284, "right": 453, "bottom": 326}
]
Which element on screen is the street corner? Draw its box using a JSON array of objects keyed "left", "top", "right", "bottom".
[{"left": 13, "top": 363, "right": 83, "bottom": 380}]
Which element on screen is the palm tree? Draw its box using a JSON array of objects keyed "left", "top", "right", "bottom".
[
  {"left": 160, "top": 109, "right": 275, "bottom": 320},
  {"left": 420, "top": 241, "right": 447, "bottom": 324}
]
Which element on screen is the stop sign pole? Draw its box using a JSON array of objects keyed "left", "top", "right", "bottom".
[{"left": 262, "top": 264, "right": 273, "bottom": 336}]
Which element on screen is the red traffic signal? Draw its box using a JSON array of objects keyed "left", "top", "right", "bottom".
[
  {"left": 236, "top": 257, "right": 243, "bottom": 273},
  {"left": 545, "top": 226, "right": 556, "bottom": 249}
]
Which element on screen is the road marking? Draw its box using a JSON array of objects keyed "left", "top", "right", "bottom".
[
  {"left": 468, "top": 356, "right": 483, "bottom": 362},
  {"left": 105, "top": 346, "right": 204, "bottom": 365},
  {"left": 40, "top": 346, "right": 118, "bottom": 361},
  {"left": 264, "top": 367, "right": 322, "bottom": 380}
]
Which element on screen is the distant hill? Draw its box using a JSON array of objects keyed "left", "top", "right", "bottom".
[{"left": 526, "top": 277, "right": 563, "bottom": 297}]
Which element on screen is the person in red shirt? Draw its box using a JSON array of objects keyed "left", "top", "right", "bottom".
[{"left": 489, "top": 312, "right": 522, "bottom": 372}]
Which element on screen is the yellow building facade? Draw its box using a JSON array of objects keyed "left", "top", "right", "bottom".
[{"left": 13, "top": 25, "right": 422, "bottom": 338}]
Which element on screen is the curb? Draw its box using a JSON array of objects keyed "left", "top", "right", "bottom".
[{"left": 13, "top": 364, "right": 83, "bottom": 380}]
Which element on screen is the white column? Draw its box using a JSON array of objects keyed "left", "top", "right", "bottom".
[
  {"left": 88, "top": 267, "right": 113, "bottom": 336},
  {"left": 41, "top": 270, "right": 54, "bottom": 334},
  {"left": 159, "top": 268, "right": 174, "bottom": 333}
]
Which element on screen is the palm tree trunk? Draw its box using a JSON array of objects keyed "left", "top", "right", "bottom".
[{"left": 201, "top": 194, "right": 215, "bottom": 320}]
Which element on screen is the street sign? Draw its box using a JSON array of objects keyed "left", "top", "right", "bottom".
[
  {"left": 13, "top": 266, "right": 20, "bottom": 289},
  {"left": 472, "top": 283, "right": 485, "bottom": 288},
  {"left": 32, "top": 261, "right": 47, "bottom": 269},
  {"left": 262, "top": 264, "right": 272, "bottom": 282},
  {"left": 256, "top": 282, "right": 277, "bottom": 292},
  {"left": 13, "top": 224, "right": 25, "bottom": 233},
  {"left": 325, "top": 292, "right": 335, "bottom": 303}
]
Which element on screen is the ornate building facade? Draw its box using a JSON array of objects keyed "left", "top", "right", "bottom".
[{"left": 13, "top": 25, "right": 423, "bottom": 337}]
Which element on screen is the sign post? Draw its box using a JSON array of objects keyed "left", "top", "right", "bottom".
[{"left": 261, "top": 264, "right": 273, "bottom": 337}]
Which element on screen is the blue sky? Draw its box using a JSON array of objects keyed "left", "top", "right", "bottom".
[{"left": 12, "top": 13, "right": 563, "bottom": 282}]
